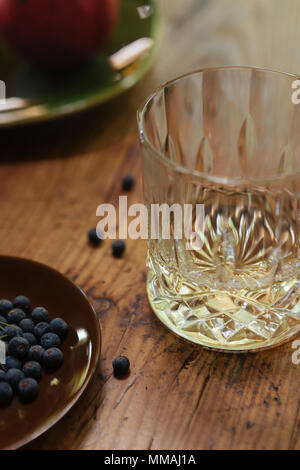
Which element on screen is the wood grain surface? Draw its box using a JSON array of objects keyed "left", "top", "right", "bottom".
[{"left": 1, "top": 0, "right": 300, "bottom": 450}]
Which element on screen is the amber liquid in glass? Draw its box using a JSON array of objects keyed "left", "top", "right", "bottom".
[{"left": 147, "top": 186, "right": 300, "bottom": 351}]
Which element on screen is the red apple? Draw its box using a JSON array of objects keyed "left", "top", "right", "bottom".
[{"left": 0, "top": 0, "right": 120, "bottom": 67}]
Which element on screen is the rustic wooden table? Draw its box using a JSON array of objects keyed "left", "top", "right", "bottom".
[{"left": 1, "top": 0, "right": 300, "bottom": 450}]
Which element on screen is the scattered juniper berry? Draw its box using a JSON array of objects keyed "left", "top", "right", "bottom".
[
  {"left": 88, "top": 228, "right": 103, "bottom": 247},
  {"left": 122, "top": 174, "right": 135, "bottom": 191},
  {"left": 112, "top": 240, "right": 126, "bottom": 258},
  {"left": 113, "top": 356, "right": 130, "bottom": 378}
]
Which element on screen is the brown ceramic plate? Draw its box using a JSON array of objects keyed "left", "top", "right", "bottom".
[{"left": 0, "top": 256, "right": 101, "bottom": 450}]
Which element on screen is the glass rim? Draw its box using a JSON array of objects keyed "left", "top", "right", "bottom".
[{"left": 138, "top": 65, "right": 300, "bottom": 185}]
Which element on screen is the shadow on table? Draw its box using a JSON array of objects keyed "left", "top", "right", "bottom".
[{"left": 0, "top": 72, "right": 153, "bottom": 164}]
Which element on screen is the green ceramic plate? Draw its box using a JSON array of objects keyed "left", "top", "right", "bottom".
[{"left": 0, "top": 0, "right": 161, "bottom": 127}]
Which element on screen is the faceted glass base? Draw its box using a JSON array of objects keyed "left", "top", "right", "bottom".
[{"left": 147, "top": 269, "right": 300, "bottom": 352}]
